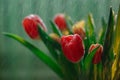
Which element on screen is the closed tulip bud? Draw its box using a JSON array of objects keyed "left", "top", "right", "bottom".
[
  {"left": 61, "top": 34, "right": 84, "bottom": 63},
  {"left": 61, "top": 29, "right": 69, "bottom": 35},
  {"left": 72, "top": 20, "right": 85, "bottom": 39},
  {"left": 49, "top": 33, "right": 60, "bottom": 43},
  {"left": 22, "top": 14, "right": 47, "bottom": 39},
  {"left": 89, "top": 44, "right": 103, "bottom": 64},
  {"left": 53, "top": 13, "right": 67, "bottom": 31}
]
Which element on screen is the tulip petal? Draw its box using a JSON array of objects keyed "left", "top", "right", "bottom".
[
  {"left": 84, "top": 46, "right": 100, "bottom": 70},
  {"left": 61, "top": 34, "right": 84, "bottom": 63}
]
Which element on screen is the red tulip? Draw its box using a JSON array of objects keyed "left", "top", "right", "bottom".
[
  {"left": 22, "top": 14, "right": 47, "bottom": 39},
  {"left": 54, "top": 13, "right": 67, "bottom": 31},
  {"left": 61, "top": 34, "right": 84, "bottom": 63},
  {"left": 89, "top": 44, "right": 103, "bottom": 64}
]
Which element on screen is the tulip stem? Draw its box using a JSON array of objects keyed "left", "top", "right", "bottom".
[{"left": 94, "top": 64, "right": 97, "bottom": 80}]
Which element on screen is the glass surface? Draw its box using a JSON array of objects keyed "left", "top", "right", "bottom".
[{"left": 0, "top": 0, "right": 119, "bottom": 80}]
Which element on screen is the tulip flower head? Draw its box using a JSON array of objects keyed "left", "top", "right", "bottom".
[
  {"left": 49, "top": 33, "right": 61, "bottom": 43},
  {"left": 72, "top": 20, "right": 85, "bottom": 39},
  {"left": 22, "top": 14, "right": 47, "bottom": 39},
  {"left": 54, "top": 13, "right": 67, "bottom": 31},
  {"left": 89, "top": 44, "right": 103, "bottom": 64},
  {"left": 61, "top": 34, "right": 84, "bottom": 63}
]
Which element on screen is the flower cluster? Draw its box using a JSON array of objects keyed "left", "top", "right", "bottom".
[
  {"left": 4, "top": 6, "right": 120, "bottom": 80},
  {"left": 22, "top": 14, "right": 103, "bottom": 64}
]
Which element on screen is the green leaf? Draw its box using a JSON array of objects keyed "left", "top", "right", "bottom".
[
  {"left": 88, "top": 14, "right": 96, "bottom": 41},
  {"left": 38, "top": 25, "right": 61, "bottom": 50},
  {"left": 102, "top": 7, "right": 115, "bottom": 66},
  {"left": 112, "top": 5, "right": 120, "bottom": 80},
  {"left": 99, "top": 18, "right": 107, "bottom": 44},
  {"left": 50, "top": 21, "right": 62, "bottom": 37},
  {"left": 101, "top": 18, "right": 107, "bottom": 31},
  {"left": 84, "top": 46, "right": 100, "bottom": 70},
  {"left": 112, "top": 43, "right": 120, "bottom": 80},
  {"left": 65, "top": 15, "right": 73, "bottom": 34},
  {"left": 84, "top": 14, "right": 96, "bottom": 59},
  {"left": 38, "top": 25, "right": 62, "bottom": 61},
  {"left": 83, "top": 29, "right": 91, "bottom": 59},
  {"left": 87, "top": 14, "right": 96, "bottom": 43},
  {"left": 113, "top": 5, "right": 120, "bottom": 54},
  {"left": 59, "top": 53, "right": 80, "bottom": 80},
  {"left": 3, "top": 33, "right": 63, "bottom": 78}
]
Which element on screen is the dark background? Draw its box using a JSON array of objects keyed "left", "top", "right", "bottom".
[{"left": 0, "top": 0, "right": 119, "bottom": 80}]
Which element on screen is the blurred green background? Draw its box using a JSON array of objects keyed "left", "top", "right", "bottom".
[{"left": 0, "top": 0, "right": 119, "bottom": 80}]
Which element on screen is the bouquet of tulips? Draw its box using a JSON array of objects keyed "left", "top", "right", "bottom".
[{"left": 3, "top": 6, "right": 120, "bottom": 80}]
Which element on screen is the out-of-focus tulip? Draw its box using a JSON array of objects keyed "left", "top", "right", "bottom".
[
  {"left": 61, "top": 29, "right": 69, "bottom": 35},
  {"left": 49, "top": 33, "right": 61, "bottom": 43},
  {"left": 54, "top": 13, "right": 67, "bottom": 31},
  {"left": 22, "top": 14, "right": 47, "bottom": 39},
  {"left": 61, "top": 34, "right": 84, "bottom": 63},
  {"left": 89, "top": 43, "right": 103, "bottom": 64},
  {"left": 72, "top": 20, "right": 85, "bottom": 39}
]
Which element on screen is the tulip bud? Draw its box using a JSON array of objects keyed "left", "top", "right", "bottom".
[
  {"left": 61, "top": 29, "right": 69, "bottom": 35},
  {"left": 49, "top": 33, "right": 60, "bottom": 43},
  {"left": 89, "top": 44, "right": 103, "bottom": 64},
  {"left": 53, "top": 13, "right": 67, "bottom": 31},
  {"left": 61, "top": 34, "right": 84, "bottom": 63},
  {"left": 72, "top": 20, "right": 85, "bottom": 39},
  {"left": 22, "top": 14, "right": 47, "bottom": 39}
]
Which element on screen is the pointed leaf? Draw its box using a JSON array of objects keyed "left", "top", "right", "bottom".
[
  {"left": 102, "top": 7, "right": 115, "bottom": 66},
  {"left": 112, "top": 5, "right": 120, "bottom": 80},
  {"left": 83, "top": 28, "right": 91, "bottom": 59},
  {"left": 87, "top": 14, "right": 96, "bottom": 43},
  {"left": 84, "top": 14, "right": 96, "bottom": 59},
  {"left": 113, "top": 5, "right": 120, "bottom": 54},
  {"left": 50, "top": 21, "right": 62, "bottom": 37},
  {"left": 112, "top": 43, "right": 120, "bottom": 80},
  {"left": 37, "top": 25, "right": 61, "bottom": 61},
  {"left": 38, "top": 25, "right": 61, "bottom": 50},
  {"left": 99, "top": 18, "right": 107, "bottom": 44},
  {"left": 3, "top": 33, "right": 63, "bottom": 78},
  {"left": 65, "top": 15, "right": 73, "bottom": 34}
]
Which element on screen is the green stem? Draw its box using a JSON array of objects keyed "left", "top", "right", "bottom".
[{"left": 94, "top": 64, "right": 97, "bottom": 80}]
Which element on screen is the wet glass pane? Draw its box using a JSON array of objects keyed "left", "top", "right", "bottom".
[{"left": 0, "top": 0, "right": 119, "bottom": 80}]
